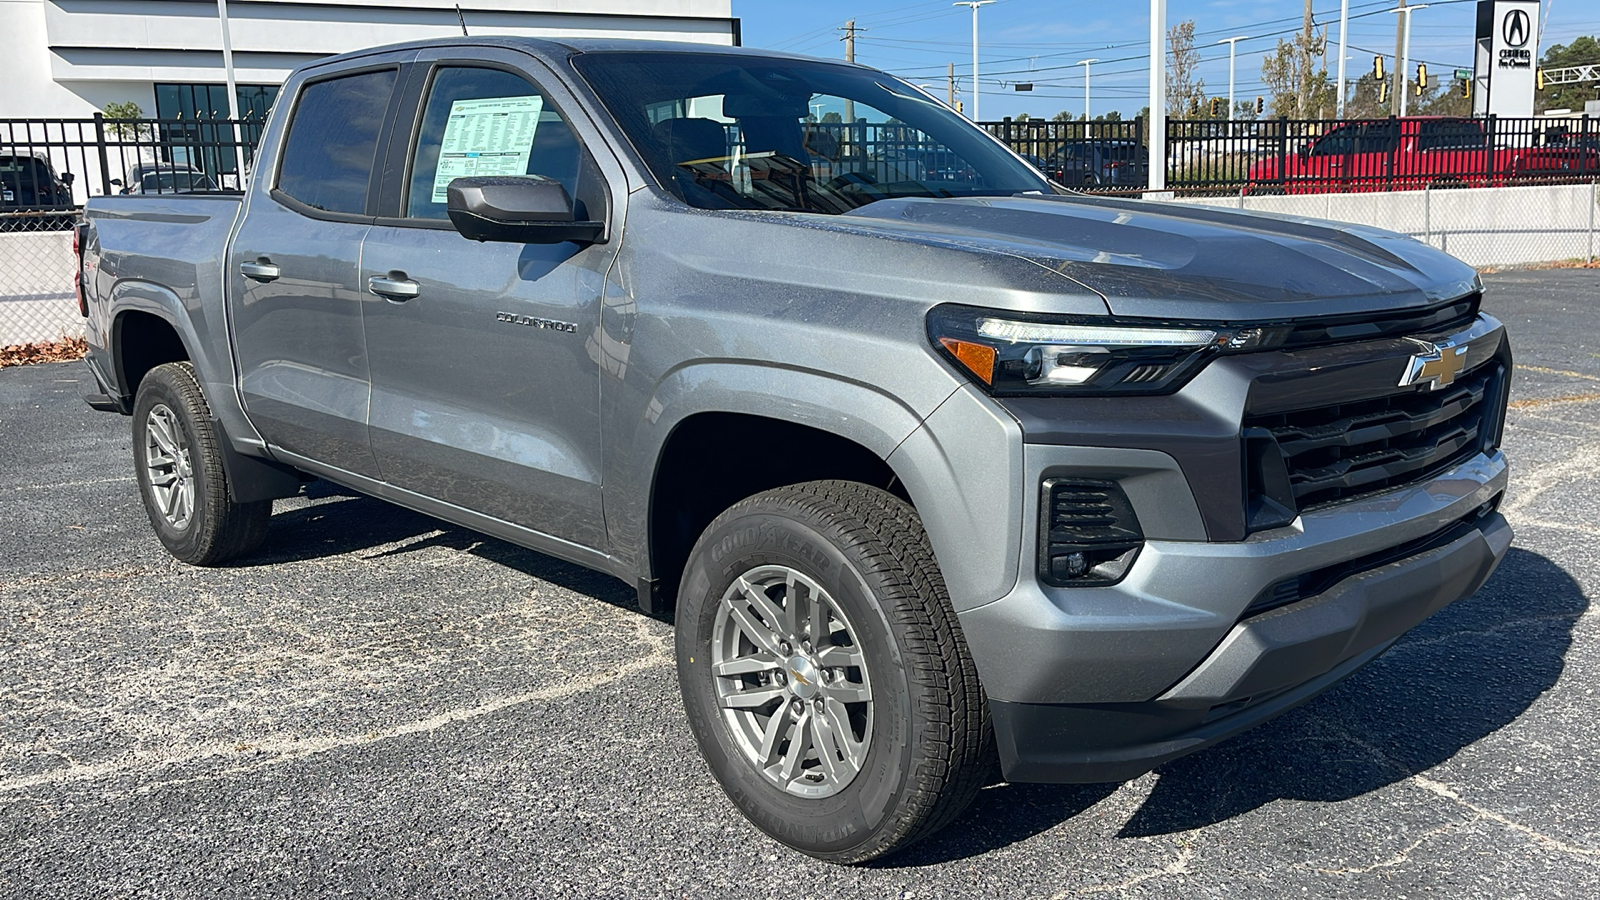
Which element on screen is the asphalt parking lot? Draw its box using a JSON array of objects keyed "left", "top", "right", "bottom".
[{"left": 2, "top": 269, "right": 1598, "bottom": 898}]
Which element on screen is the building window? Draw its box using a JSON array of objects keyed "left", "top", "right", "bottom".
[{"left": 151, "top": 83, "right": 280, "bottom": 179}]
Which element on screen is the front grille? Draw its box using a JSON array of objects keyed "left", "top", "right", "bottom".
[
  {"left": 1277, "top": 293, "right": 1479, "bottom": 350},
  {"left": 1245, "top": 362, "right": 1502, "bottom": 513}
]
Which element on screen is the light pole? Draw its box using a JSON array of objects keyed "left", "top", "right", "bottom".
[
  {"left": 1149, "top": 0, "right": 1166, "bottom": 191},
  {"left": 1216, "top": 36, "right": 1247, "bottom": 119},
  {"left": 953, "top": 1, "right": 995, "bottom": 120},
  {"left": 216, "top": 0, "right": 245, "bottom": 186},
  {"left": 1336, "top": 0, "right": 1350, "bottom": 116},
  {"left": 1076, "top": 59, "right": 1098, "bottom": 120},
  {"left": 1392, "top": 4, "right": 1429, "bottom": 117}
]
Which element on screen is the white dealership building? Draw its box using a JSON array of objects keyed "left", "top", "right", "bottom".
[{"left": 0, "top": 0, "right": 738, "bottom": 121}]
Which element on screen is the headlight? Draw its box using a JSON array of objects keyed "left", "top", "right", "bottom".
[{"left": 928, "top": 303, "right": 1283, "bottom": 396}]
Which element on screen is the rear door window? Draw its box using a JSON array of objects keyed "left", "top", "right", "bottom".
[
  {"left": 276, "top": 68, "right": 398, "bottom": 215},
  {"left": 405, "top": 66, "right": 585, "bottom": 220}
]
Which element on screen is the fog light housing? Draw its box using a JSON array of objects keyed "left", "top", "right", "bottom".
[{"left": 1039, "top": 479, "right": 1144, "bottom": 587}]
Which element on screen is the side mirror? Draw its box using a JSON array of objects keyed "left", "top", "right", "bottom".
[
  {"left": 109, "top": 178, "right": 123, "bottom": 188},
  {"left": 61, "top": 172, "right": 76, "bottom": 186},
  {"left": 446, "top": 175, "right": 605, "bottom": 244},
  {"left": 1297, "top": 144, "right": 1311, "bottom": 160}
]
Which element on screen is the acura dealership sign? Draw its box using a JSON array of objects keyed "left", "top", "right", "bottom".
[{"left": 1475, "top": 0, "right": 1541, "bottom": 117}]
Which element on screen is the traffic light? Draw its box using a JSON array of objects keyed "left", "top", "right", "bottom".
[
  {"left": 1378, "top": 81, "right": 1389, "bottom": 105},
  {"left": 1255, "top": 96, "right": 1264, "bottom": 114},
  {"left": 1536, "top": 68, "right": 1545, "bottom": 90},
  {"left": 1374, "top": 55, "right": 1385, "bottom": 80},
  {"left": 1415, "top": 64, "right": 1427, "bottom": 96},
  {"left": 1209, "top": 97, "right": 1223, "bottom": 117},
  {"left": 955, "top": 100, "right": 964, "bottom": 113},
  {"left": 1461, "top": 77, "right": 1471, "bottom": 99}
]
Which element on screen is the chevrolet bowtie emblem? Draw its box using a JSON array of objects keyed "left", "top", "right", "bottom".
[{"left": 1399, "top": 338, "right": 1468, "bottom": 391}]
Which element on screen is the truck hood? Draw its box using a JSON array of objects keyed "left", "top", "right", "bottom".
[{"left": 838, "top": 194, "right": 1479, "bottom": 320}]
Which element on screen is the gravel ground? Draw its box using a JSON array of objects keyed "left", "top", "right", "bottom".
[{"left": 2, "top": 269, "right": 1598, "bottom": 898}]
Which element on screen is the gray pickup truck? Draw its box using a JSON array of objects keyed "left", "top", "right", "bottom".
[{"left": 76, "top": 37, "right": 1512, "bottom": 863}]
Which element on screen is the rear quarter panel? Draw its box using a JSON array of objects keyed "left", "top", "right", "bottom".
[{"left": 82, "top": 194, "right": 260, "bottom": 445}]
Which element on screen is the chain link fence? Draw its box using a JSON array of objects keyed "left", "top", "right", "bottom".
[
  {"left": 1172, "top": 179, "right": 1600, "bottom": 268},
  {"left": 1, "top": 213, "right": 80, "bottom": 347}
]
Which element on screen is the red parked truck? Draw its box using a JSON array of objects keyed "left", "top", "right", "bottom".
[{"left": 1246, "top": 116, "right": 1598, "bottom": 194}]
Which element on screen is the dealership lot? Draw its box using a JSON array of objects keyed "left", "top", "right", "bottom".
[{"left": 2, "top": 270, "right": 1597, "bottom": 898}]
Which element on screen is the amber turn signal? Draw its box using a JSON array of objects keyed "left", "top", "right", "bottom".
[{"left": 939, "top": 338, "right": 996, "bottom": 385}]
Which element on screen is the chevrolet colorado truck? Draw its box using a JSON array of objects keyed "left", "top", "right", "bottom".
[{"left": 77, "top": 37, "right": 1513, "bottom": 863}]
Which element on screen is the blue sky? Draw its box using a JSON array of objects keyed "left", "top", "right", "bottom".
[{"left": 733, "top": 0, "right": 1600, "bottom": 119}]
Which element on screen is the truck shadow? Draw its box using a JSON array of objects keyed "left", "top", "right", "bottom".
[
  {"left": 240, "top": 483, "right": 642, "bottom": 612},
  {"left": 883, "top": 546, "right": 1585, "bottom": 866}
]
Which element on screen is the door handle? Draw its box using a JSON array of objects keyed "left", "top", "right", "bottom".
[
  {"left": 240, "top": 260, "right": 280, "bottom": 281},
  {"left": 368, "top": 274, "right": 421, "bottom": 301}
]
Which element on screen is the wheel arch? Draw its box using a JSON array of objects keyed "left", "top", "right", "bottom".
[
  {"left": 631, "top": 361, "right": 952, "bottom": 614},
  {"left": 108, "top": 280, "right": 199, "bottom": 401}
]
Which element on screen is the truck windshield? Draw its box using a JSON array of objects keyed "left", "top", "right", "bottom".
[{"left": 572, "top": 51, "right": 1050, "bottom": 214}]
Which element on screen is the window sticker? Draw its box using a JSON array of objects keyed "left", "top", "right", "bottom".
[{"left": 430, "top": 94, "right": 544, "bottom": 203}]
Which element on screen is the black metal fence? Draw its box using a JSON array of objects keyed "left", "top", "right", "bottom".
[
  {"left": 1163, "top": 115, "right": 1600, "bottom": 196},
  {"left": 1, "top": 115, "right": 262, "bottom": 231},
  {"left": 978, "top": 114, "right": 1600, "bottom": 195}
]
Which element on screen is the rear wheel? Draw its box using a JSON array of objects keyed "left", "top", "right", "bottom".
[
  {"left": 132, "top": 361, "right": 271, "bottom": 565},
  {"left": 676, "top": 480, "right": 992, "bottom": 863}
]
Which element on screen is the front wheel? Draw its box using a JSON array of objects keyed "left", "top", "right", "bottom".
[
  {"left": 131, "top": 361, "right": 272, "bottom": 565},
  {"left": 676, "top": 480, "right": 992, "bottom": 863}
]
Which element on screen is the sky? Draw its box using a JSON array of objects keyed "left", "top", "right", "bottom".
[{"left": 732, "top": 0, "right": 1600, "bottom": 120}]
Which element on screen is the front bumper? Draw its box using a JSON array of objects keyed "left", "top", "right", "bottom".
[{"left": 988, "top": 505, "right": 1510, "bottom": 783}]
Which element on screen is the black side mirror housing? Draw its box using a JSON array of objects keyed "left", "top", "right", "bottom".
[
  {"left": 446, "top": 175, "right": 605, "bottom": 244},
  {"left": 61, "top": 172, "right": 76, "bottom": 186},
  {"left": 1297, "top": 144, "right": 1312, "bottom": 160}
]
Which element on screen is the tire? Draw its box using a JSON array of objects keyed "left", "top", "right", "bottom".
[
  {"left": 131, "top": 361, "right": 272, "bottom": 565},
  {"left": 675, "top": 480, "right": 992, "bottom": 863}
]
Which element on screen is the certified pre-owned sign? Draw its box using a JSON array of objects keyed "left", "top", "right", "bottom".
[{"left": 1498, "top": 8, "right": 1532, "bottom": 69}]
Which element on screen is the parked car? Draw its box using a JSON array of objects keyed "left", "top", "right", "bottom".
[
  {"left": 115, "top": 163, "right": 219, "bottom": 195},
  {"left": 1246, "top": 116, "right": 1600, "bottom": 193},
  {"left": 77, "top": 37, "right": 1513, "bottom": 864},
  {"left": 1045, "top": 140, "right": 1149, "bottom": 187},
  {"left": 1, "top": 153, "right": 76, "bottom": 229}
]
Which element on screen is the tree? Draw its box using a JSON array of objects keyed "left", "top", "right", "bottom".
[
  {"left": 1052, "top": 110, "right": 1074, "bottom": 122},
  {"left": 1167, "top": 20, "right": 1207, "bottom": 118},
  {"left": 1343, "top": 71, "right": 1392, "bottom": 119},
  {"left": 1231, "top": 100, "right": 1259, "bottom": 121},
  {"left": 1537, "top": 36, "right": 1600, "bottom": 113},
  {"left": 1015, "top": 112, "right": 1032, "bottom": 121},
  {"left": 1415, "top": 76, "right": 1471, "bottom": 117},
  {"left": 101, "top": 101, "right": 149, "bottom": 140},
  {"left": 1260, "top": 28, "right": 1336, "bottom": 118},
  {"left": 820, "top": 111, "right": 842, "bottom": 123}
]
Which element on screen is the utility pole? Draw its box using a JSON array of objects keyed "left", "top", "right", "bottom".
[
  {"left": 1218, "top": 36, "right": 1247, "bottom": 119},
  {"left": 842, "top": 19, "right": 858, "bottom": 124},
  {"left": 1336, "top": 0, "right": 1350, "bottom": 116},
  {"left": 1392, "top": 0, "right": 1407, "bottom": 114},
  {"left": 1149, "top": 0, "right": 1166, "bottom": 191},
  {"left": 948, "top": 62, "right": 956, "bottom": 107},
  {"left": 1298, "top": 0, "right": 1314, "bottom": 116},
  {"left": 1077, "top": 59, "right": 1097, "bottom": 120},
  {"left": 953, "top": 1, "right": 994, "bottom": 120}
]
